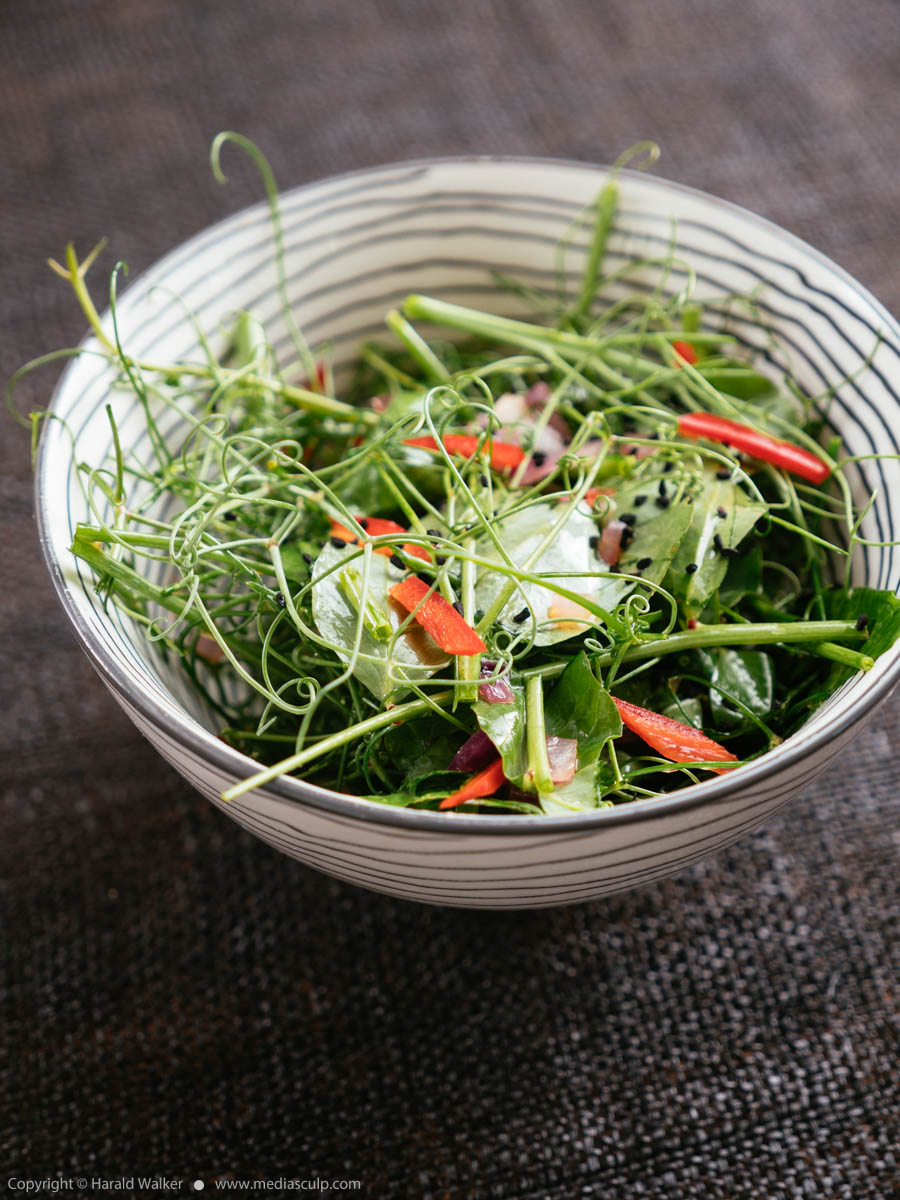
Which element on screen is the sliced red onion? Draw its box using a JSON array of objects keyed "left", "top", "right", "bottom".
[
  {"left": 449, "top": 729, "right": 497, "bottom": 772},
  {"left": 195, "top": 634, "right": 225, "bottom": 664},
  {"left": 524, "top": 380, "right": 552, "bottom": 407},
  {"left": 525, "top": 383, "right": 570, "bottom": 445},
  {"left": 518, "top": 438, "right": 606, "bottom": 486},
  {"left": 478, "top": 660, "right": 515, "bottom": 704},
  {"left": 598, "top": 518, "right": 628, "bottom": 566},
  {"left": 546, "top": 736, "right": 578, "bottom": 785}
]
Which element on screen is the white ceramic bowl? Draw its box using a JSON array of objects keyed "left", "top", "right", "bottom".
[{"left": 36, "top": 157, "right": 900, "bottom": 908}]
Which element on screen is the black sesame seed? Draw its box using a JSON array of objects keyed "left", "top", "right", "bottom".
[
  {"left": 620, "top": 512, "right": 637, "bottom": 526},
  {"left": 856, "top": 613, "right": 869, "bottom": 631},
  {"left": 655, "top": 495, "right": 671, "bottom": 509},
  {"left": 716, "top": 468, "right": 732, "bottom": 480},
  {"left": 222, "top": 510, "right": 237, "bottom": 522},
  {"left": 302, "top": 552, "right": 314, "bottom": 565},
  {"left": 480, "top": 474, "right": 490, "bottom": 487},
  {"left": 513, "top": 607, "right": 530, "bottom": 623},
  {"left": 588, "top": 535, "right": 600, "bottom": 550},
  {"left": 358, "top": 517, "right": 370, "bottom": 530},
  {"left": 329, "top": 536, "right": 347, "bottom": 549},
  {"left": 663, "top": 461, "right": 674, "bottom": 473},
  {"left": 435, "top": 555, "right": 447, "bottom": 566},
  {"left": 531, "top": 451, "right": 547, "bottom": 467},
  {"left": 714, "top": 535, "right": 739, "bottom": 558},
  {"left": 685, "top": 562, "right": 698, "bottom": 575},
  {"left": 620, "top": 528, "right": 635, "bottom": 548},
  {"left": 717, "top": 506, "right": 728, "bottom": 519},
  {"left": 634, "top": 495, "right": 647, "bottom": 507},
  {"left": 275, "top": 592, "right": 287, "bottom": 608},
  {"left": 426, "top": 528, "right": 442, "bottom": 538},
  {"left": 452, "top": 601, "right": 464, "bottom": 616},
  {"left": 390, "top": 553, "right": 405, "bottom": 569},
  {"left": 658, "top": 480, "right": 667, "bottom": 497},
  {"left": 636, "top": 556, "right": 652, "bottom": 570}
]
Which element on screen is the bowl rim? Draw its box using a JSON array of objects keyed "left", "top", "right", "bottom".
[{"left": 35, "top": 151, "right": 900, "bottom": 836}]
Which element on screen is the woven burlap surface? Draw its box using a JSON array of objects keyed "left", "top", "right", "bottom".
[{"left": 2, "top": 2, "right": 898, "bottom": 1195}]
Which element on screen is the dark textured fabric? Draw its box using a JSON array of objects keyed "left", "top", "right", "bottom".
[{"left": 2, "top": 2, "right": 899, "bottom": 1195}]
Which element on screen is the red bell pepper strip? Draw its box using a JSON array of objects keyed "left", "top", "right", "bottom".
[
  {"left": 677, "top": 412, "right": 829, "bottom": 484},
  {"left": 388, "top": 575, "right": 487, "bottom": 656},
  {"left": 440, "top": 756, "right": 506, "bottom": 810},
  {"left": 612, "top": 697, "right": 739, "bottom": 774},
  {"left": 672, "top": 339, "right": 699, "bottom": 366},
  {"left": 329, "top": 516, "right": 431, "bottom": 563},
  {"left": 404, "top": 433, "right": 525, "bottom": 471}
]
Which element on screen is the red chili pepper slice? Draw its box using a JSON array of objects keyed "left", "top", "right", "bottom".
[
  {"left": 388, "top": 575, "right": 487, "bottom": 656},
  {"left": 583, "top": 487, "right": 616, "bottom": 505},
  {"left": 677, "top": 412, "right": 830, "bottom": 484},
  {"left": 300, "top": 360, "right": 329, "bottom": 393},
  {"left": 672, "top": 339, "right": 699, "bottom": 366},
  {"left": 329, "top": 517, "right": 431, "bottom": 563},
  {"left": 440, "top": 756, "right": 506, "bottom": 810},
  {"left": 404, "top": 433, "right": 525, "bottom": 471},
  {"left": 612, "top": 697, "right": 738, "bottom": 774}
]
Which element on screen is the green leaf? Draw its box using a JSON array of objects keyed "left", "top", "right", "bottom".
[
  {"left": 455, "top": 796, "right": 544, "bottom": 814},
  {"left": 667, "top": 469, "right": 767, "bottom": 613},
  {"left": 538, "top": 762, "right": 606, "bottom": 814},
  {"left": 718, "top": 543, "right": 763, "bottom": 607},
  {"left": 662, "top": 694, "right": 704, "bottom": 727},
  {"left": 358, "top": 791, "right": 448, "bottom": 808},
  {"left": 604, "top": 474, "right": 695, "bottom": 593},
  {"left": 821, "top": 586, "right": 900, "bottom": 687},
  {"left": 279, "top": 542, "right": 314, "bottom": 583},
  {"left": 474, "top": 685, "right": 528, "bottom": 780},
  {"left": 543, "top": 652, "right": 622, "bottom": 765},
  {"left": 706, "top": 647, "right": 774, "bottom": 728},
  {"left": 474, "top": 478, "right": 692, "bottom": 647},
  {"left": 382, "top": 714, "right": 469, "bottom": 788},
  {"left": 539, "top": 652, "right": 622, "bottom": 814},
  {"left": 474, "top": 501, "right": 602, "bottom": 647},
  {"left": 311, "top": 542, "right": 447, "bottom": 699}
]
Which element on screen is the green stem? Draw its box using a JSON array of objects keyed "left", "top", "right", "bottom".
[
  {"left": 524, "top": 675, "right": 554, "bottom": 793},
  {"left": 402, "top": 295, "right": 732, "bottom": 359},
  {"left": 61, "top": 242, "right": 115, "bottom": 354},
  {"left": 385, "top": 308, "right": 450, "bottom": 383},
  {"left": 221, "top": 689, "right": 454, "bottom": 801},
  {"left": 138, "top": 360, "right": 377, "bottom": 424},
  {"left": 589, "top": 619, "right": 867, "bottom": 667},
  {"left": 572, "top": 182, "right": 618, "bottom": 319},
  {"left": 457, "top": 536, "right": 480, "bottom": 702},
  {"left": 805, "top": 642, "right": 874, "bottom": 672}
]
